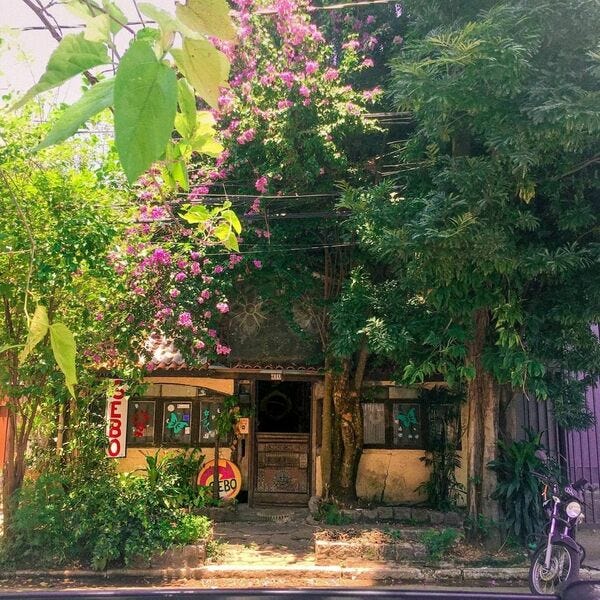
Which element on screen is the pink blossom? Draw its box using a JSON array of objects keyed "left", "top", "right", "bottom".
[
  {"left": 277, "top": 99, "right": 293, "bottom": 110},
  {"left": 151, "top": 248, "right": 171, "bottom": 265},
  {"left": 393, "top": 35, "right": 404, "bottom": 45},
  {"left": 342, "top": 39, "right": 360, "bottom": 51},
  {"left": 255, "top": 176, "right": 269, "bottom": 193},
  {"left": 195, "top": 340, "right": 206, "bottom": 350},
  {"left": 178, "top": 312, "right": 193, "bottom": 328},
  {"left": 279, "top": 71, "right": 295, "bottom": 88},
  {"left": 95, "top": 312, "right": 104, "bottom": 321},
  {"left": 208, "top": 329, "right": 217, "bottom": 338},
  {"left": 366, "top": 15, "right": 376, "bottom": 24},
  {"left": 214, "top": 265, "right": 225, "bottom": 274},
  {"left": 324, "top": 68, "right": 339, "bottom": 81},
  {"left": 190, "top": 262, "right": 201, "bottom": 275},
  {"left": 236, "top": 128, "right": 256, "bottom": 145},
  {"left": 170, "top": 289, "right": 181, "bottom": 299},
  {"left": 190, "top": 251, "right": 201, "bottom": 260},
  {"left": 299, "top": 85, "right": 311, "bottom": 98},
  {"left": 204, "top": 310, "right": 212, "bottom": 319},
  {"left": 305, "top": 60, "right": 319, "bottom": 75},
  {"left": 175, "top": 272, "right": 187, "bottom": 282},
  {"left": 361, "top": 58, "right": 374, "bottom": 68},
  {"left": 216, "top": 302, "right": 230, "bottom": 314},
  {"left": 216, "top": 343, "right": 232, "bottom": 355},
  {"left": 201, "top": 289, "right": 211, "bottom": 300},
  {"left": 146, "top": 362, "right": 156, "bottom": 373},
  {"left": 253, "top": 259, "right": 262, "bottom": 269}
]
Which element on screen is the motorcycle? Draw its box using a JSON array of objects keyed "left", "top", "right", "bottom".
[{"left": 528, "top": 451, "right": 588, "bottom": 595}]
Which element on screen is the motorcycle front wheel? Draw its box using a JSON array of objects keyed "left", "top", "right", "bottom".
[{"left": 528, "top": 541, "right": 580, "bottom": 595}]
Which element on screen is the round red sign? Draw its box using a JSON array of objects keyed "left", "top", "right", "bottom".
[{"left": 197, "top": 459, "right": 242, "bottom": 500}]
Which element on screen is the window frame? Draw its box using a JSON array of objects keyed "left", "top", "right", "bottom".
[
  {"left": 126, "top": 391, "right": 229, "bottom": 448},
  {"left": 361, "top": 398, "right": 428, "bottom": 450}
]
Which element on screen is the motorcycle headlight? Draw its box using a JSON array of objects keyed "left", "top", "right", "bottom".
[{"left": 566, "top": 501, "right": 582, "bottom": 518}]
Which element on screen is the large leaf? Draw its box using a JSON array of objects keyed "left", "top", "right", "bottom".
[
  {"left": 84, "top": 14, "right": 111, "bottom": 43},
  {"left": 171, "top": 39, "right": 229, "bottom": 108},
  {"left": 103, "top": 0, "right": 128, "bottom": 34},
  {"left": 12, "top": 34, "right": 110, "bottom": 110},
  {"left": 114, "top": 41, "right": 178, "bottom": 183},
  {"left": 177, "top": 78, "right": 197, "bottom": 137},
  {"left": 36, "top": 79, "right": 114, "bottom": 151},
  {"left": 18, "top": 305, "right": 49, "bottom": 365},
  {"left": 175, "top": 0, "right": 237, "bottom": 41},
  {"left": 49, "top": 322, "right": 77, "bottom": 398},
  {"left": 139, "top": 3, "right": 179, "bottom": 35}
]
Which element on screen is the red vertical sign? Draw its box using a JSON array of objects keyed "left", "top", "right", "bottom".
[{"left": 106, "top": 379, "right": 128, "bottom": 458}]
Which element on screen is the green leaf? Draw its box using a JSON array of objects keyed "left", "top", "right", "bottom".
[
  {"left": 214, "top": 223, "right": 239, "bottom": 251},
  {"left": 103, "top": 0, "right": 128, "bottom": 34},
  {"left": 222, "top": 209, "right": 242, "bottom": 234},
  {"left": 19, "top": 305, "right": 49, "bottom": 365},
  {"left": 114, "top": 41, "right": 178, "bottom": 183},
  {"left": 0, "top": 344, "right": 23, "bottom": 354},
  {"left": 12, "top": 34, "right": 110, "bottom": 110},
  {"left": 191, "top": 132, "right": 223, "bottom": 156},
  {"left": 139, "top": 2, "right": 179, "bottom": 35},
  {"left": 181, "top": 205, "right": 210, "bottom": 223},
  {"left": 177, "top": 77, "right": 197, "bottom": 137},
  {"left": 175, "top": 0, "right": 237, "bottom": 41},
  {"left": 36, "top": 78, "right": 114, "bottom": 151},
  {"left": 171, "top": 38, "right": 230, "bottom": 108},
  {"left": 84, "top": 14, "right": 111, "bottom": 43},
  {"left": 49, "top": 322, "right": 77, "bottom": 398}
]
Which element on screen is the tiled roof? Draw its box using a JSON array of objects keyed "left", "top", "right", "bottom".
[
  {"left": 143, "top": 335, "right": 322, "bottom": 373},
  {"left": 144, "top": 334, "right": 187, "bottom": 371}
]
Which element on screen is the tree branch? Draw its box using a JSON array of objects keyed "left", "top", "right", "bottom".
[{"left": 558, "top": 155, "right": 600, "bottom": 179}]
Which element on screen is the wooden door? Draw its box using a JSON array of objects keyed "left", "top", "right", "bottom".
[{"left": 253, "top": 432, "right": 310, "bottom": 505}]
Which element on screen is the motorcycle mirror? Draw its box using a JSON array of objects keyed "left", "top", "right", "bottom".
[{"left": 535, "top": 449, "right": 548, "bottom": 461}]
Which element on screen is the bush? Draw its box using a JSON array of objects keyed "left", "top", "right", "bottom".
[
  {"left": 488, "top": 431, "right": 545, "bottom": 543},
  {"left": 2, "top": 451, "right": 212, "bottom": 570},
  {"left": 420, "top": 528, "right": 461, "bottom": 561}
]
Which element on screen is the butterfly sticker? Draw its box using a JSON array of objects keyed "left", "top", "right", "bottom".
[
  {"left": 396, "top": 407, "right": 418, "bottom": 429},
  {"left": 166, "top": 411, "right": 187, "bottom": 435}
]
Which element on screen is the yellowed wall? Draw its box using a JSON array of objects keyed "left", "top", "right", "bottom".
[
  {"left": 356, "top": 449, "right": 429, "bottom": 504},
  {"left": 144, "top": 376, "right": 234, "bottom": 395},
  {"left": 116, "top": 447, "right": 233, "bottom": 474}
]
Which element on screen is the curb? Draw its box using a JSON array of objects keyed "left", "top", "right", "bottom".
[{"left": 1, "top": 565, "right": 597, "bottom": 584}]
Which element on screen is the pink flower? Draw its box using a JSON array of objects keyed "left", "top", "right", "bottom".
[
  {"left": 216, "top": 343, "right": 231, "bottom": 355},
  {"left": 151, "top": 248, "right": 171, "bottom": 265},
  {"left": 277, "top": 99, "right": 293, "bottom": 110},
  {"left": 95, "top": 312, "right": 104, "bottom": 321},
  {"left": 208, "top": 329, "right": 217, "bottom": 338},
  {"left": 201, "top": 289, "right": 211, "bottom": 300},
  {"left": 253, "top": 259, "right": 262, "bottom": 269},
  {"left": 236, "top": 128, "right": 256, "bottom": 145},
  {"left": 305, "top": 60, "right": 319, "bottom": 75},
  {"left": 175, "top": 272, "right": 187, "bottom": 282},
  {"left": 190, "top": 262, "right": 201, "bottom": 275},
  {"left": 216, "top": 302, "right": 230, "bottom": 314},
  {"left": 213, "top": 265, "right": 224, "bottom": 274},
  {"left": 170, "top": 289, "right": 181, "bottom": 299},
  {"left": 255, "top": 176, "right": 269, "bottom": 193},
  {"left": 366, "top": 15, "right": 375, "bottom": 24},
  {"left": 298, "top": 85, "right": 311, "bottom": 98},
  {"left": 194, "top": 340, "right": 206, "bottom": 350},
  {"left": 190, "top": 251, "right": 201, "bottom": 260},
  {"left": 324, "top": 68, "right": 339, "bottom": 81},
  {"left": 342, "top": 39, "right": 360, "bottom": 51},
  {"left": 361, "top": 58, "right": 374, "bottom": 68},
  {"left": 204, "top": 310, "right": 212, "bottom": 319},
  {"left": 178, "top": 312, "right": 193, "bottom": 328}
]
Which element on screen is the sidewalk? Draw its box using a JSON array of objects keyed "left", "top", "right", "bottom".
[{"left": 0, "top": 507, "right": 598, "bottom": 590}]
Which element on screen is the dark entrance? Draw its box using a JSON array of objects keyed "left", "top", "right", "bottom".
[{"left": 252, "top": 380, "right": 312, "bottom": 506}]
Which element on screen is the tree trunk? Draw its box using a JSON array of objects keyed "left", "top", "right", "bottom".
[
  {"left": 466, "top": 309, "right": 500, "bottom": 536},
  {"left": 330, "top": 346, "right": 368, "bottom": 505},
  {"left": 212, "top": 434, "right": 221, "bottom": 501},
  {"left": 320, "top": 363, "right": 333, "bottom": 499}
]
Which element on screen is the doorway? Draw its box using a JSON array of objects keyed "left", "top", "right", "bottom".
[{"left": 252, "top": 380, "right": 312, "bottom": 506}]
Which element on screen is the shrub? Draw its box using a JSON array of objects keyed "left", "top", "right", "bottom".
[
  {"left": 420, "top": 528, "right": 461, "bottom": 561},
  {"left": 488, "top": 431, "right": 545, "bottom": 543},
  {"left": 2, "top": 459, "right": 212, "bottom": 570}
]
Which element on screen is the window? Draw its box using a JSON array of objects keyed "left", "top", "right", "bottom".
[
  {"left": 127, "top": 400, "right": 155, "bottom": 445},
  {"left": 162, "top": 401, "right": 192, "bottom": 445},
  {"left": 126, "top": 385, "right": 229, "bottom": 447},
  {"left": 362, "top": 388, "right": 426, "bottom": 449}
]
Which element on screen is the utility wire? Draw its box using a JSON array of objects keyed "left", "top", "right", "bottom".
[{"left": 10, "top": 0, "right": 400, "bottom": 31}]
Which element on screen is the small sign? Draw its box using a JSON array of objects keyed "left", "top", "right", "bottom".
[
  {"left": 106, "top": 379, "right": 128, "bottom": 458},
  {"left": 197, "top": 459, "right": 242, "bottom": 500},
  {"left": 271, "top": 372, "right": 282, "bottom": 381},
  {"left": 237, "top": 417, "right": 250, "bottom": 435}
]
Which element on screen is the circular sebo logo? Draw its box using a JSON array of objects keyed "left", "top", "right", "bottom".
[{"left": 197, "top": 459, "right": 242, "bottom": 500}]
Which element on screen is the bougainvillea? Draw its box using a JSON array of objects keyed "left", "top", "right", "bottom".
[{"left": 101, "top": 0, "right": 388, "bottom": 373}]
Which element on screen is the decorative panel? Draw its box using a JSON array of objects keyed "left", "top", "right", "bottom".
[
  {"left": 392, "top": 402, "right": 422, "bottom": 448},
  {"left": 127, "top": 400, "right": 155, "bottom": 445},
  {"left": 162, "top": 401, "right": 192, "bottom": 444},
  {"left": 363, "top": 402, "right": 386, "bottom": 445}
]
